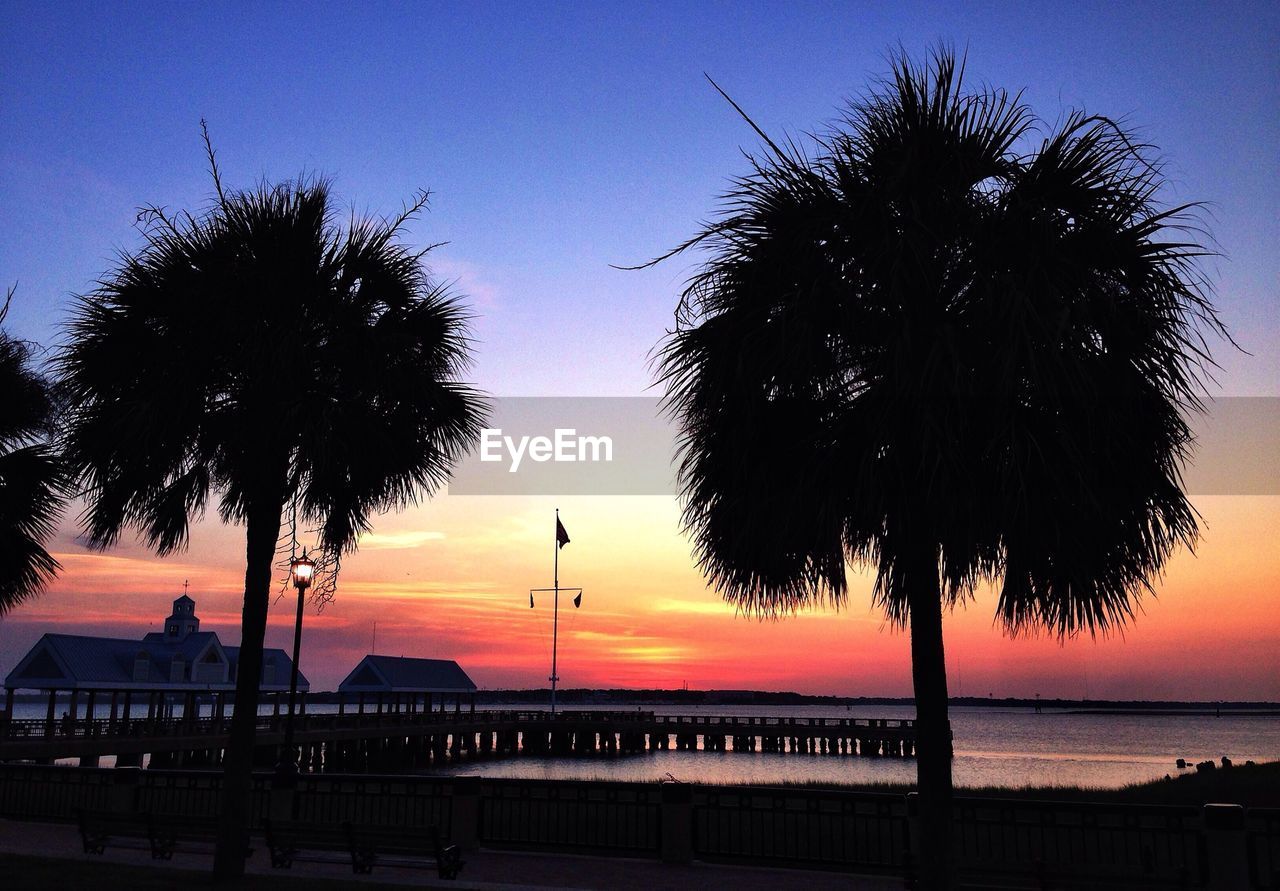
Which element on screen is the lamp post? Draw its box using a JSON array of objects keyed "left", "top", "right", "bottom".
[{"left": 278, "top": 549, "right": 314, "bottom": 778}]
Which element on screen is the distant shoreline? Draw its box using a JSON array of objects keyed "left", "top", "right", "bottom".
[
  {"left": 1066, "top": 708, "right": 1280, "bottom": 717},
  {"left": 8, "top": 687, "right": 1277, "bottom": 713},
  {"left": 471, "top": 689, "right": 1280, "bottom": 712}
]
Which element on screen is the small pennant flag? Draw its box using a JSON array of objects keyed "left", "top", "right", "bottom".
[
  {"left": 529, "top": 592, "right": 534, "bottom": 609},
  {"left": 556, "top": 516, "right": 570, "bottom": 549},
  {"left": 573, "top": 591, "right": 582, "bottom": 608}
]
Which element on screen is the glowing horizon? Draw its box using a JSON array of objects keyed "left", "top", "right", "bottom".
[{"left": 2, "top": 493, "right": 1275, "bottom": 702}]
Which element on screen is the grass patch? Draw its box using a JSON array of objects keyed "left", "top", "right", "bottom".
[{"left": 757, "top": 760, "right": 1280, "bottom": 807}]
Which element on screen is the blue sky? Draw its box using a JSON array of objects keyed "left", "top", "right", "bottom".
[
  {"left": 1, "top": 3, "right": 1278, "bottom": 699},
  {"left": 2, "top": 0, "right": 1277, "bottom": 397}
]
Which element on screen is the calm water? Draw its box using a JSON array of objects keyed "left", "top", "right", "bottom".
[
  {"left": 421, "top": 704, "right": 1279, "bottom": 790},
  {"left": 13, "top": 701, "right": 1277, "bottom": 789}
]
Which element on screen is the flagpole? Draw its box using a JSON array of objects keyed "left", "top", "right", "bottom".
[{"left": 551, "top": 508, "right": 560, "bottom": 715}]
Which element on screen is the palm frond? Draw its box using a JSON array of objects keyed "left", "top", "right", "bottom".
[
  {"left": 657, "top": 49, "right": 1224, "bottom": 636},
  {"left": 0, "top": 299, "right": 67, "bottom": 611}
]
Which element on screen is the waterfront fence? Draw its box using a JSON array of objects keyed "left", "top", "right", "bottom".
[
  {"left": 0, "top": 763, "right": 113, "bottom": 820},
  {"left": 292, "top": 775, "right": 453, "bottom": 830},
  {"left": 0, "top": 763, "right": 269, "bottom": 824},
  {"left": 948, "top": 796, "right": 1206, "bottom": 887},
  {"left": 692, "top": 785, "right": 908, "bottom": 870},
  {"left": 1247, "top": 808, "right": 1280, "bottom": 890},
  {"left": 480, "top": 779, "right": 661, "bottom": 854},
  {"left": 0, "top": 764, "right": 1266, "bottom": 887},
  {"left": 134, "top": 769, "right": 270, "bottom": 824}
]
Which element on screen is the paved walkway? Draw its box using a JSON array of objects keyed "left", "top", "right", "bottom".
[{"left": 0, "top": 819, "right": 904, "bottom": 890}]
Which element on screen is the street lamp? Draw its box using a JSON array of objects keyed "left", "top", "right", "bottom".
[
  {"left": 291, "top": 550, "right": 316, "bottom": 589},
  {"left": 278, "top": 549, "right": 314, "bottom": 779}
]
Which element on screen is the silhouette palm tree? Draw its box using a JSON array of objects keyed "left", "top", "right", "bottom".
[
  {"left": 0, "top": 287, "right": 66, "bottom": 614},
  {"left": 656, "top": 52, "right": 1223, "bottom": 888},
  {"left": 59, "top": 143, "right": 484, "bottom": 878}
]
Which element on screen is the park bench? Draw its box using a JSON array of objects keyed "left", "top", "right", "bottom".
[
  {"left": 146, "top": 812, "right": 254, "bottom": 861},
  {"left": 263, "top": 817, "right": 464, "bottom": 879},
  {"left": 77, "top": 809, "right": 152, "bottom": 857},
  {"left": 262, "top": 818, "right": 349, "bottom": 869},
  {"left": 77, "top": 809, "right": 253, "bottom": 861}
]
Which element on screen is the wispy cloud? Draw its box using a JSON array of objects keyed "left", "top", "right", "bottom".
[
  {"left": 429, "top": 256, "right": 502, "bottom": 313},
  {"left": 356, "top": 530, "right": 446, "bottom": 550},
  {"left": 336, "top": 580, "right": 499, "bottom": 599},
  {"left": 651, "top": 598, "right": 741, "bottom": 617},
  {"left": 45, "top": 551, "right": 240, "bottom": 597}
]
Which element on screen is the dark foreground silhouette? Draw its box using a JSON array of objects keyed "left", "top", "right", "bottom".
[{"left": 652, "top": 48, "right": 1226, "bottom": 890}]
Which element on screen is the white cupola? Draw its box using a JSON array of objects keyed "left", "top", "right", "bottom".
[{"left": 164, "top": 594, "right": 200, "bottom": 641}]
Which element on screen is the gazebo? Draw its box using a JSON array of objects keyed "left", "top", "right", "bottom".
[{"left": 337, "top": 655, "right": 477, "bottom": 717}]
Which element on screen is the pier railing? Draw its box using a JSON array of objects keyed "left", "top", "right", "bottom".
[
  {"left": 0, "top": 708, "right": 921, "bottom": 765},
  {"left": 0, "top": 763, "right": 1264, "bottom": 885},
  {"left": 0, "top": 709, "right": 913, "bottom": 741}
]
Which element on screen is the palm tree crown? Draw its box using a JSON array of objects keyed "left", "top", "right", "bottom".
[
  {"left": 61, "top": 179, "right": 482, "bottom": 561},
  {"left": 0, "top": 287, "right": 65, "bottom": 613},
  {"left": 659, "top": 53, "right": 1221, "bottom": 633}
]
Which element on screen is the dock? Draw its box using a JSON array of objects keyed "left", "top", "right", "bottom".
[{"left": 0, "top": 709, "right": 918, "bottom": 770}]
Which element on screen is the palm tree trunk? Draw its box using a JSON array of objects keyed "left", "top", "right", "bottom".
[
  {"left": 908, "top": 548, "right": 953, "bottom": 890},
  {"left": 212, "top": 489, "right": 283, "bottom": 880}
]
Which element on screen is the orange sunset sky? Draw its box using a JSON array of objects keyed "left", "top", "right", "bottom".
[{"left": 2, "top": 491, "right": 1276, "bottom": 701}]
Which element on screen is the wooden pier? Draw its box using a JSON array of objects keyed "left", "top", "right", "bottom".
[{"left": 0, "top": 709, "right": 919, "bottom": 770}]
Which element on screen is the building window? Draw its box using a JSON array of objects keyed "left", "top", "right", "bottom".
[{"left": 168, "top": 625, "right": 177, "bottom": 636}]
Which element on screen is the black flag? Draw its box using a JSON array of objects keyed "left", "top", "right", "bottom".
[
  {"left": 529, "top": 592, "right": 534, "bottom": 609},
  {"left": 556, "top": 516, "right": 570, "bottom": 549},
  {"left": 573, "top": 591, "right": 582, "bottom": 608}
]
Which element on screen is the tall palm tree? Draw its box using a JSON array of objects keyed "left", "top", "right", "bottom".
[
  {"left": 656, "top": 52, "right": 1222, "bottom": 888},
  {"left": 0, "top": 287, "right": 66, "bottom": 613},
  {"left": 60, "top": 147, "right": 484, "bottom": 879}
]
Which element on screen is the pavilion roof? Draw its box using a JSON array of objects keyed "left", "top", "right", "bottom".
[
  {"left": 338, "top": 655, "right": 476, "bottom": 694},
  {"left": 4, "top": 632, "right": 307, "bottom": 692}
]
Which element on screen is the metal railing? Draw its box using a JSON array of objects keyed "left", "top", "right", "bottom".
[
  {"left": 951, "top": 797, "right": 1206, "bottom": 886},
  {"left": 292, "top": 775, "right": 453, "bottom": 831},
  {"left": 3, "top": 716, "right": 243, "bottom": 740},
  {"left": 657, "top": 715, "right": 913, "bottom": 731},
  {"left": 0, "top": 763, "right": 269, "bottom": 823},
  {"left": 0, "top": 709, "right": 534, "bottom": 741},
  {"left": 479, "top": 778, "right": 661, "bottom": 854},
  {"left": 693, "top": 785, "right": 909, "bottom": 869},
  {"left": 0, "top": 763, "right": 115, "bottom": 820},
  {"left": 134, "top": 770, "right": 270, "bottom": 824},
  {"left": 0, "top": 763, "right": 1261, "bottom": 885},
  {"left": 1249, "top": 808, "right": 1280, "bottom": 890}
]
